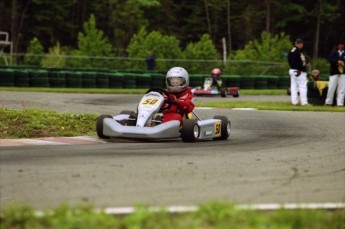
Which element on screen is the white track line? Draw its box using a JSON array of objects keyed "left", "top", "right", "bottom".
[
  {"left": 101, "top": 202, "right": 345, "bottom": 215},
  {"left": 231, "top": 108, "right": 258, "bottom": 110},
  {"left": 236, "top": 202, "right": 345, "bottom": 210}
]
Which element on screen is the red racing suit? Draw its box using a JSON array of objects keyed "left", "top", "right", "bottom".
[{"left": 162, "top": 87, "right": 195, "bottom": 124}]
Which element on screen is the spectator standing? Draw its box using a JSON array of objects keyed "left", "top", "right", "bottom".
[
  {"left": 146, "top": 51, "right": 155, "bottom": 70},
  {"left": 325, "top": 40, "right": 345, "bottom": 106},
  {"left": 287, "top": 38, "right": 309, "bottom": 105}
]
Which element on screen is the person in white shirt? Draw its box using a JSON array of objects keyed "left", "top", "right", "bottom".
[{"left": 288, "top": 38, "right": 309, "bottom": 105}]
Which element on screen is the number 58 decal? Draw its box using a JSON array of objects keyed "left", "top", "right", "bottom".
[
  {"left": 214, "top": 122, "right": 221, "bottom": 136},
  {"left": 140, "top": 98, "right": 159, "bottom": 106}
]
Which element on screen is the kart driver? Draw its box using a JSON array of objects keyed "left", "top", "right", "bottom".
[
  {"left": 211, "top": 68, "right": 223, "bottom": 89},
  {"left": 163, "top": 67, "right": 195, "bottom": 124}
]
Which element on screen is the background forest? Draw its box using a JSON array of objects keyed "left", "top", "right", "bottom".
[{"left": 0, "top": 0, "right": 344, "bottom": 74}]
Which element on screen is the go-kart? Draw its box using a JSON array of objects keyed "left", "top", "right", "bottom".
[
  {"left": 96, "top": 88, "right": 231, "bottom": 142},
  {"left": 192, "top": 78, "right": 240, "bottom": 98}
]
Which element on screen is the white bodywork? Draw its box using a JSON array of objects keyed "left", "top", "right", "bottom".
[{"left": 100, "top": 90, "right": 228, "bottom": 140}]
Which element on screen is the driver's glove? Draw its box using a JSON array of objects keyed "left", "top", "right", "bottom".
[{"left": 168, "top": 94, "right": 178, "bottom": 104}]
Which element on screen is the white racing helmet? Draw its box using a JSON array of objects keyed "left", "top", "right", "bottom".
[{"left": 166, "top": 67, "right": 189, "bottom": 93}]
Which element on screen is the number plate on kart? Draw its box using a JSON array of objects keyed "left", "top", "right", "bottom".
[
  {"left": 205, "top": 81, "right": 212, "bottom": 87},
  {"left": 214, "top": 121, "right": 221, "bottom": 137},
  {"left": 140, "top": 97, "right": 160, "bottom": 107},
  {"left": 139, "top": 91, "right": 163, "bottom": 108}
]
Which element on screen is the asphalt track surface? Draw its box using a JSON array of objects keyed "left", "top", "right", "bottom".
[{"left": 0, "top": 91, "right": 344, "bottom": 210}]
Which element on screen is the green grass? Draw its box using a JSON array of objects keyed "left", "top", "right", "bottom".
[
  {"left": 1, "top": 202, "right": 344, "bottom": 229},
  {"left": 0, "top": 108, "right": 97, "bottom": 139},
  {"left": 237, "top": 89, "right": 287, "bottom": 95}
]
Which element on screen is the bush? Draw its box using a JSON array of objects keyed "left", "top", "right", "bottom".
[
  {"left": 310, "top": 58, "right": 329, "bottom": 79},
  {"left": 69, "top": 14, "right": 112, "bottom": 69},
  {"left": 24, "top": 37, "right": 44, "bottom": 66},
  {"left": 127, "top": 28, "right": 183, "bottom": 71},
  {"left": 41, "top": 42, "right": 67, "bottom": 68},
  {"left": 225, "top": 31, "right": 291, "bottom": 75},
  {"left": 183, "top": 34, "right": 220, "bottom": 73}
]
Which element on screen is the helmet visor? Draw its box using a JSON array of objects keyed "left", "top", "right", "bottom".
[{"left": 167, "top": 77, "right": 186, "bottom": 87}]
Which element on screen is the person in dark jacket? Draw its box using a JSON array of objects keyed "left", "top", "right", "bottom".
[
  {"left": 146, "top": 51, "right": 155, "bottom": 70},
  {"left": 287, "top": 38, "right": 309, "bottom": 105},
  {"left": 325, "top": 40, "right": 345, "bottom": 106}
]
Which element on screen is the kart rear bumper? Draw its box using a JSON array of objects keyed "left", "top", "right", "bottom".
[{"left": 193, "top": 89, "right": 219, "bottom": 95}]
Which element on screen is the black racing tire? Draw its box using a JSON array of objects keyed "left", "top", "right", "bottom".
[
  {"left": 233, "top": 91, "right": 240, "bottom": 97},
  {"left": 146, "top": 88, "right": 169, "bottom": 97},
  {"left": 96, "top": 114, "right": 112, "bottom": 139},
  {"left": 120, "top": 110, "right": 137, "bottom": 126},
  {"left": 181, "top": 119, "right": 199, "bottom": 142},
  {"left": 213, "top": 115, "right": 231, "bottom": 140},
  {"left": 120, "top": 110, "right": 136, "bottom": 116},
  {"left": 153, "top": 114, "right": 162, "bottom": 122},
  {"left": 151, "top": 114, "right": 163, "bottom": 127},
  {"left": 220, "top": 88, "right": 227, "bottom": 97}
]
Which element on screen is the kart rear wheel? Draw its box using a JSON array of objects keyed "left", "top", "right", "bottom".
[
  {"left": 181, "top": 119, "right": 199, "bottom": 142},
  {"left": 233, "top": 91, "right": 240, "bottom": 97},
  {"left": 96, "top": 114, "right": 112, "bottom": 139},
  {"left": 220, "top": 88, "right": 227, "bottom": 97},
  {"left": 213, "top": 115, "right": 231, "bottom": 140}
]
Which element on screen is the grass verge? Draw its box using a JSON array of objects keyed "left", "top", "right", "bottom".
[
  {"left": 0, "top": 108, "right": 97, "bottom": 139},
  {"left": 1, "top": 202, "right": 344, "bottom": 229}
]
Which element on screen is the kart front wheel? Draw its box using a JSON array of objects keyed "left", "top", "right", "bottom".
[
  {"left": 120, "top": 110, "right": 136, "bottom": 116},
  {"left": 213, "top": 115, "right": 231, "bottom": 140},
  {"left": 181, "top": 119, "right": 200, "bottom": 142},
  {"left": 96, "top": 114, "right": 112, "bottom": 139}
]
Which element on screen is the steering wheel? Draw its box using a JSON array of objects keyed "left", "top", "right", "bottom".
[{"left": 146, "top": 88, "right": 172, "bottom": 111}]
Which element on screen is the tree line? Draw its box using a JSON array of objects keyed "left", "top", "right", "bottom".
[{"left": 0, "top": 0, "right": 344, "bottom": 72}]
